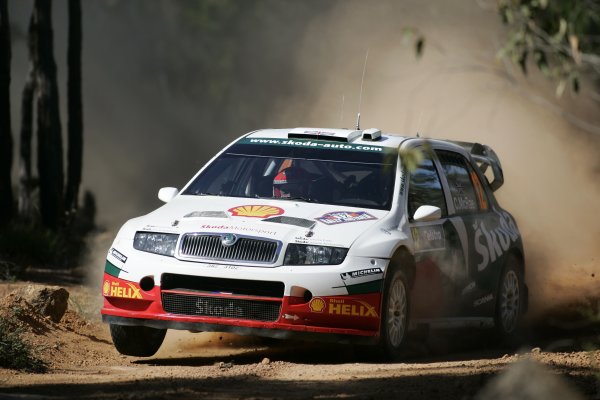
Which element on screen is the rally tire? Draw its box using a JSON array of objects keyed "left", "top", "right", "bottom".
[
  {"left": 110, "top": 324, "right": 167, "bottom": 357},
  {"left": 356, "top": 267, "right": 410, "bottom": 361},
  {"left": 380, "top": 268, "right": 410, "bottom": 359},
  {"left": 494, "top": 255, "right": 525, "bottom": 343}
]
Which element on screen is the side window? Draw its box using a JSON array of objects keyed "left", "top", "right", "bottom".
[
  {"left": 407, "top": 156, "right": 447, "bottom": 220},
  {"left": 436, "top": 151, "right": 483, "bottom": 214}
]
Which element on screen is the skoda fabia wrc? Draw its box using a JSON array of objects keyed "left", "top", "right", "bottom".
[{"left": 102, "top": 127, "right": 527, "bottom": 359}]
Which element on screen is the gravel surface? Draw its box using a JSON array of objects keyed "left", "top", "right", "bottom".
[{"left": 0, "top": 282, "right": 599, "bottom": 399}]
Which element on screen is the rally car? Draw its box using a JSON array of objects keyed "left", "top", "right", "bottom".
[{"left": 101, "top": 127, "right": 527, "bottom": 359}]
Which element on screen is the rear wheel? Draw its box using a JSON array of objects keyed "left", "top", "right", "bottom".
[
  {"left": 110, "top": 324, "right": 166, "bottom": 357},
  {"left": 495, "top": 255, "right": 524, "bottom": 341}
]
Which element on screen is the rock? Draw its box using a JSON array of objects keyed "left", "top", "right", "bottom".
[
  {"left": 13, "top": 285, "right": 70, "bottom": 323},
  {"left": 261, "top": 357, "right": 271, "bottom": 365},
  {"left": 475, "top": 359, "right": 584, "bottom": 400},
  {"left": 219, "top": 362, "right": 233, "bottom": 369},
  {"left": 531, "top": 347, "right": 541, "bottom": 354}
]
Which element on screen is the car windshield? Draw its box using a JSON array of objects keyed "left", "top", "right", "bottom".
[{"left": 183, "top": 138, "right": 398, "bottom": 210}]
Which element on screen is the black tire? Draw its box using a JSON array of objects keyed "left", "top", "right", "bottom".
[
  {"left": 109, "top": 324, "right": 166, "bottom": 357},
  {"left": 356, "top": 268, "right": 410, "bottom": 361},
  {"left": 494, "top": 254, "right": 525, "bottom": 342}
]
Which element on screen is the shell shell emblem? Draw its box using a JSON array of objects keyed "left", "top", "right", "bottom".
[
  {"left": 309, "top": 297, "right": 326, "bottom": 313},
  {"left": 103, "top": 280, "right": 110, "bottom": 296},
  {"left": 228, "top": 205, "right": 284, "bottom": 218}
]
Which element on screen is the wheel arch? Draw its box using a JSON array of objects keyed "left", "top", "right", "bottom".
[{"left": 388, "top": 246, "right": 416, "bottom": 289}]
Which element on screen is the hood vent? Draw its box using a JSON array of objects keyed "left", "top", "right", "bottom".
[
  {"left": 263, "top": 216, "right": 316, "bottom": 229},
  {"left": 184, "top": 211, "right": 228, "bottom": 218}
]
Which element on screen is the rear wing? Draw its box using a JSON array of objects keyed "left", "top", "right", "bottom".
[{"left": 447, "top": 141, "right": 504, "bottom": 192}]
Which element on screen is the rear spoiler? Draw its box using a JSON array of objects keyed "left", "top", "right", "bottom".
[{"left": 447, "top": 141, "right": 504, "bottom": 191}]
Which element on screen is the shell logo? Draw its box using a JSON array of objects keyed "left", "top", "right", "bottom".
[
  {"left": 103, "top": 280, "right": 110, "bottom": 296},
  {"left": 228, "top": 205, "right": 284, "bottom": 218},
  {"left": 309, "top": 297, "right": 326, "bottom": 313}
]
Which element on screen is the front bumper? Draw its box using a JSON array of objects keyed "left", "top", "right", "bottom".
[{"left": 101, "top": 270, "right": 383, "bottom": 342}]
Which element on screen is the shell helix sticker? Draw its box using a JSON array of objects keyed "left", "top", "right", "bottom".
[
  {"left": 309, "top": 297, "right": 326, "bottom": 313},
  {"left": 315, "top": 211, "right": 377, "bottom": 225},
  {"left": 228, "top": 205, "right": 284, "bottom": 218},
  {"left": 309, "top": 297, "right": 378, "bottom": 318},
  {"left": 103, "top": 280, "right": 143, "bottom": 299}
]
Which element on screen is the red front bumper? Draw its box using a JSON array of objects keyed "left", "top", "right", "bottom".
[{"left": 101, "top": 273, "right": 381, "bottom": 342}]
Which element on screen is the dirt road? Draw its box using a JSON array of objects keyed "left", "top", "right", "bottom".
[{"left": 0, "top": 281, "right": 599, "bottom": 399}]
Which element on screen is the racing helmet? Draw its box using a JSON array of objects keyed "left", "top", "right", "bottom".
[{"left": 273, "top": 166, "right": 310, "bottom": 198}]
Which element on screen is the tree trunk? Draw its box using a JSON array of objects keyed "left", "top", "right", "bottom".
[
  {"left": 0, "top": 0, "right": 13, "bottom": 226},
  {"left": 18, "top": 13, "right": 35, "bottom": 220},
  {"left": 32, "top": 0, "right": 63, "bottom": 229},
  {"left": 65, "top": 0, "right": 82, "bottom": 213}
]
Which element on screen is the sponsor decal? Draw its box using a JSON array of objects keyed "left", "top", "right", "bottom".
[
  {"left": 316, "top": 211, "right": 377, "bottom": 225},
  {"left": 341, "top": 268, "right": 383, "bottom": 280},
  {"left": 204, "top": 264, "right": 239, "bottom": 270},
  {"left": 195, "top": 297, "right": 243, "bottom": 317},
  {"left": 293, "top": 236, "right": 341, "bottom": 246},
  {"left": 461, "top": 281, "right": 476, "bottom": 295},
  {"left": 229, "top": 205, "right": 284, "bottom": 218},
  {"left": 327, "top": 298, "right": 378, "bottom": 318},
  {"left": 239, "top": 137, "right": 392, "bottom": 154},
  {"left": 110, "top": 248, "right": 128, "bottom": 263},
  {"left": 200, "top": 224, "right": 277, "bottom": 236},
  {"left": 399, "top": 171, "right": 407, "bottom": 195},
  {"left": 309, "top": 297, "right": 326, "bottom": 313},
  {"left": 451, "top": 182, "right": 478, "bottom": 212},
  {"left": 411, "top": 225, "right": 446, "bottom": 253},
  {"left": 474, "top": 208, "right": 520, "bottom": 271},
  {"left": 474, "top": 293, "right": 494, "bottom": 307},
  {"left": 103, "top": 280, "right": 143, "bottom": 299}
]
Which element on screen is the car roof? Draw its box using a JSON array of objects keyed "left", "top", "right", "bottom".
[{"left": 246, "top": 127, "right": 469, "bottom": 154}]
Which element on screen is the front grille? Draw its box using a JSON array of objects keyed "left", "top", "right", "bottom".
[
  {"left": 179, "top": 233, "right": 279, "bottom": 263},
  {"left": 162, "top": 292, "right": 281, "bottom": 322}
]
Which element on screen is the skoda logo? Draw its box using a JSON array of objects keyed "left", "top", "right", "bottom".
[{"left": 221, "top": 233, "right": 238, "bottom": 247}]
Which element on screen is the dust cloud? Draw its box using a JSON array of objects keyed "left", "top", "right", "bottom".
[
  {"left": 268, "top": 0, "right": 600, "bottom": 317},
  {"left": 8, "top": 1, "right": 599, "bottom": 323}
]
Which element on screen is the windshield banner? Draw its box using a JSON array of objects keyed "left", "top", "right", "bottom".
[{"left": 238, "top": 137, "right": 393, "bottom": 154}]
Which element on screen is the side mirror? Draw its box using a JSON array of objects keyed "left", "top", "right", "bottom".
[
  {"left": 158, "top": 187, "right": 179, "bottom": 203},
  {"left": 413, "top": 205, "right": 442, "bottom": 222}
]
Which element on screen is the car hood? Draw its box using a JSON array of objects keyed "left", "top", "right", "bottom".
[{"left": 135, "top": 195, "right": 389, "bottom": 249}]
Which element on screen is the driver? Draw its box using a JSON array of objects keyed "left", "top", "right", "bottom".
[{"left": 273, "top": 166, "right": 310, "bottom": 199}]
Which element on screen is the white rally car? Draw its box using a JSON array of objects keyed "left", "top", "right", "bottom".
[{"left": 102, "top": 127, "right": 527, "bottom": 359}]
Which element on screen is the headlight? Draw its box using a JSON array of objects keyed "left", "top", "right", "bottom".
[
  {"left": 283, "top": 244, "right": 348, "bottom": 265},
  {"left": 133, "top": 232, "right": 179, "bottom": 257}
]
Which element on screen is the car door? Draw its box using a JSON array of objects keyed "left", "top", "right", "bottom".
[
  {"left": 406, "top": 153, "right": 467, "bottom": 319},
  {"left": 435, "top": 150, "right": 499, "bottom": 317}
]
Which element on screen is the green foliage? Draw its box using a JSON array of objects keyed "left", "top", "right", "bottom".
[
  {"left": 0, "top": 318, "right": 46, "bottom": 372},
  {"left": 497, "top": 0, "right": 600, "bottom": 95}
]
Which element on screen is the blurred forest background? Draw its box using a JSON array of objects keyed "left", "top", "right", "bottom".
[{"left": 0, "top": 0, "right": 599, "bottom": 313}]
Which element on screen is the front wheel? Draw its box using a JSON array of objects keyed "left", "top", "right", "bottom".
[
  {"left": 110, "top": 324, "right": 167, "bottom": 357},
  {"left": 356, "top": 268, "right": 410, "bottom": 361}
]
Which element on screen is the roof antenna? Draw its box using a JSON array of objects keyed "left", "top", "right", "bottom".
[
  {"left": 339, "top": 94, "right": 345, "bottom": 127},
  {"left": 356, "top": 48, "right": 370, "bottom": 130},
  {"left": 416, "top": 110, "right": 423, "bottom": 138}
]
